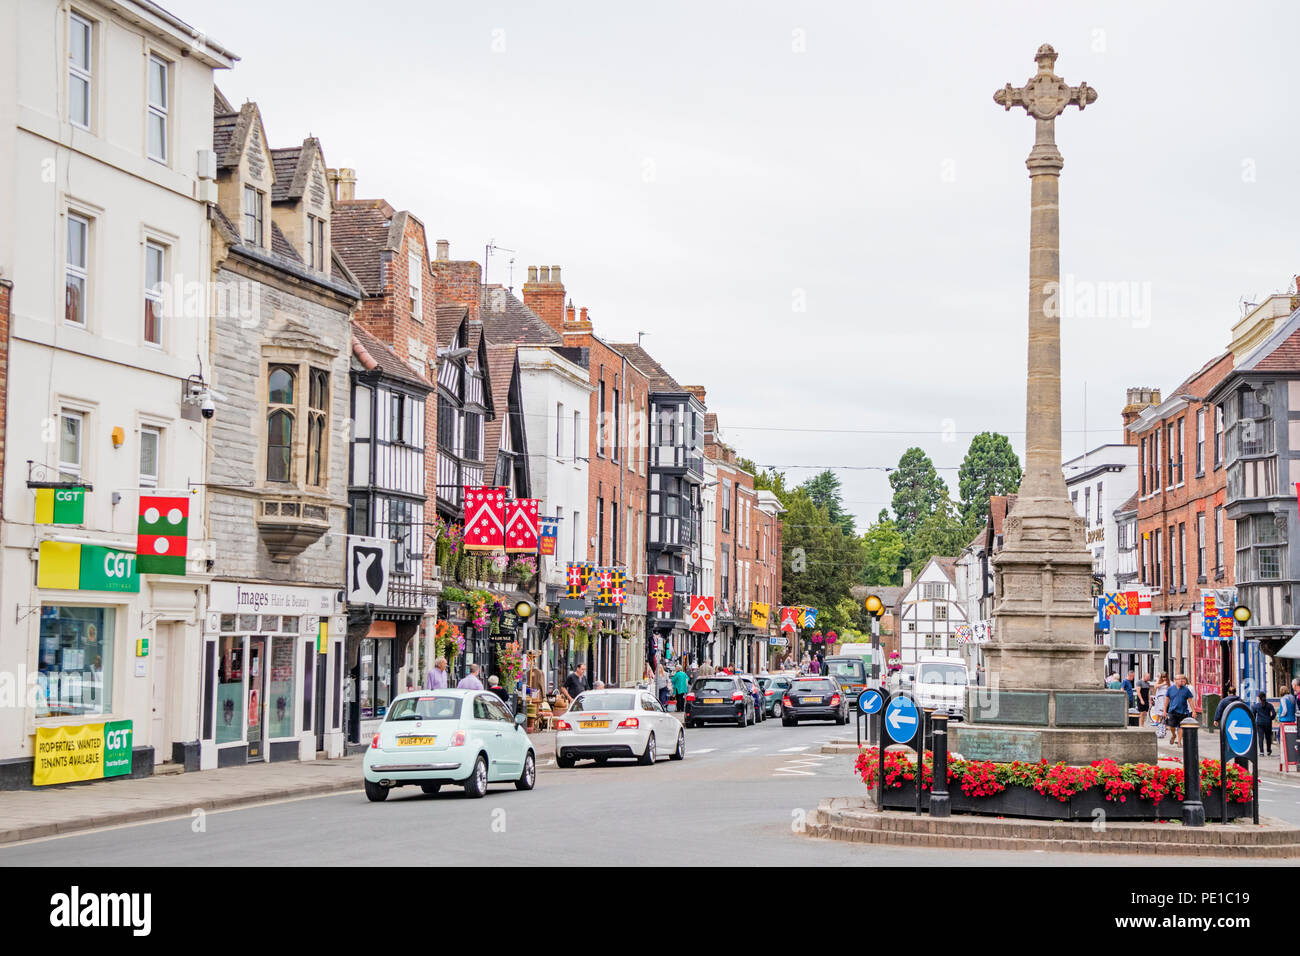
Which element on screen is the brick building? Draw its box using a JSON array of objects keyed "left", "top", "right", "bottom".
[
  {"left": 1124, "top": 355, "right": 1235, "bottom": 697},
  {"left": 522, "top": 266, "right": 651, "bottom": 684}
]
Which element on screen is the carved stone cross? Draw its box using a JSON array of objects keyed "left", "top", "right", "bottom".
[{"left": 994, "top": 44, "right": 1097, "bottom": 175}]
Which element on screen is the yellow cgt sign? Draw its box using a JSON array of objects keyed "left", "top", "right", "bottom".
[
  {"left": 751, "top": 602, "right": 770, "bottom": 628},
  {"left": 33, "top": 720, "right": 133, "bottom": 786}
]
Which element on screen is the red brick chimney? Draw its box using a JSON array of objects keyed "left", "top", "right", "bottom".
[
  {"left": 684, "top": 386, "right": 707, "bottom": 406},
  {"left": 522, "top": 265, "right": 565, "bottom": 332},
  {"left": 430, "top": 240, "right": 482, "bottom": 322},
  {"left": 1121, "top": 387, "right": 1161, "bottom": 444}
]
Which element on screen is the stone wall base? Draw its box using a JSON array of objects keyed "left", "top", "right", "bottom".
[{"left": 952, "top": 724, "right": 1158, "bottom": 765}]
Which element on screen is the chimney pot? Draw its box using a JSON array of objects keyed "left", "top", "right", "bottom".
[
  {"left": 579, "top": 307, "right": 588, "bottom": 323},
  {"left": 540, "top": 266, "right": 551, "bottom": 282},
  {"left": 903, "top": 568, "right": 913, "bottom": 588},
  {"left": 334, "top": 167, "right": 357, "bottom": 202},
  {"left": 435, "top": 240, "right": 449, "bottom": 260},
  {"left": 565, "top": 303, "right": 576, "bottom": 324},
  {"left": 527, "top": 265, "right": 538, "bottom": 283},
  {"left": 551, "top": 266, "right": 561, "bottom": 284}
]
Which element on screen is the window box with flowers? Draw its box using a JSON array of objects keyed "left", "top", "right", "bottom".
[{"left": 855, "top": 748, "right": 1253, "bottom": 821}]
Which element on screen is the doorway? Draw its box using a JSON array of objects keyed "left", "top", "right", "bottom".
[
  {"left": 150, "top": 624, "right": 173, "bottom": 762},
  {"left": 247, "top": 636, "right": 266, "bottom": 760}
]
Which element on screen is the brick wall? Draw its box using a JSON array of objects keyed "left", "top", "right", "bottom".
[{"left": 432, "top": 257, "right": 483, "bottom": 323}]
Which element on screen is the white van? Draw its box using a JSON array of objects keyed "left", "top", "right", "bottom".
[{"left": 912, "top": 656, "right": 971, "bottom": 720}]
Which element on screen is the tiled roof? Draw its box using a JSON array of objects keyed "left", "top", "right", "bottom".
[
  {"left": 481, "top": 287, "right": 563, "bottom": 346},
  {"left": 931, "top": 556, "right": 958, "bottom": 584},
  {"left": 608, "top": 342, "right": 685, "bottom": 392},
  {"left": 269, "top": 147, "right": 302, "bottom": 202},
  {"left": 212, "top": 111, "right": 238, "bottom": 165},
  {"left": 214, "top": 87, "right": 234, "bottom": 114},
  {"left": 483, "top": 345, "right": 519, "bottom": 482},
  {"left": 330, "top": 200, "right": 398, "bottom": 295},
  {"left": 1251, "top": 327, "right": 1300, "bottom": 371},
  {"left": 270, "top": 222, "right": 302, "bottom": 263},
  {"left": 436, "top": 304, "right": 469, "bottom": 348},
  {"left": 352, "top": 322, "right": 432, "bottom": 390},
  {"left": 1115, "top": 491, "right": 1139, "bottom": 515}
]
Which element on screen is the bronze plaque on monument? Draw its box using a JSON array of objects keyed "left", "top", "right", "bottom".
[
  {"left": 1054, "top": 692, "right": 1127, "bottom": 727},
  {"left": 951, "top": 727, "right": 1042, "bottom": 763},
  {"left": 969, "top": 690, "right": 1050, "bottom": 726}
]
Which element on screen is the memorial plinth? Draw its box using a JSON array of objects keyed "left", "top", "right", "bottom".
[{"left": 950, "top": 44, "right": 1155, "bottom": 766}]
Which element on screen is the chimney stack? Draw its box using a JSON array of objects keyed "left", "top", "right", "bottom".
[
  {"left": 903, "top": 568, "right": 913, "bottom": 588},
  {"left": 327, "top": 167, "right": 357, "bottom": 201},
  {"left": 684, "top": 386, "right": 707, "bottom": 406},
  {"left": 522, "top": 263, "right": 566, "bottom": 332},
  {"left": 435, "top": 240, "right": 449, "bottom": 261},
  {"left": 565, "top": 302, "right": 576, "bottom": 324},
  {"left": 1120, "top": 387, "right": 1161, "bottom": 444},
  {"left": 579, "top": 307, "right": 588, "bottom": 323}
]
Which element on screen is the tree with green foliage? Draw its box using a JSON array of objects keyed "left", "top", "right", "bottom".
[
  {"left": 889, "top": 447, "right": 949, "bottom": 539},
  {"left": 860, "top": 513, "right": 906, "bottom": 585},
  {"left": 958, "top": 432, "right": 1022, "bottom": 529},
  {"left": 799, "top": 469, "right": 855, "bottom": 536},
  {"left": 738, "top": 457, "right": 790, "bottom": 504},
  {"left": 906, "top": 503, "right": 972, "bottom": 573}
]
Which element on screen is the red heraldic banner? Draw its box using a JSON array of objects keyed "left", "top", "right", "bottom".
[
  {"left": 504, "top": 498, "right": 540, "bottom": 553},
  {"left": 688, "top": 595, "right": 715, "bottom": 633},
  {"left": 137, "top": 495, "right": 189, "bottom": 575},
  {"left": 464, "top": 486, "right": 507, "bottom": 551},
  {"left": 647, "top": 574, "right": 675, "bottom": 613},
  {"left": 779, "top": 606, "right": 799, "bottom": 633}
]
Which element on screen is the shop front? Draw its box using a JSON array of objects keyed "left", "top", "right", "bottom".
[{"left": 201, "top": 582, "right": 345, "bottom": 768}]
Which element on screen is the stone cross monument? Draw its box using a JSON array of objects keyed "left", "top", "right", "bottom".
[{"left": 953, "top": 45, "right": 1154, "bottom": 765}]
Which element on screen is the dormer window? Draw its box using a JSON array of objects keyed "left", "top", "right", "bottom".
[
  {"left": 243, "top": 186, "right": 264, "bottom": 246},
  {"left": 307, "top": 214, "right": 325, "bottom": 271}
]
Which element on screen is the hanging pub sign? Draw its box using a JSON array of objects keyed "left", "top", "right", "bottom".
[
  {"left": 557, "top": 598, "right": 587, "bottom": 619},
  {"left": 505, "top": 498, "right": 540, "bottom": 553},
  {"left": 538, "top": 517, "right": 559, "bottom": 556},
  {"left": 34, "top": 486, "right": 86, "bottom": 524},
  {"left": 779, "top": 606, "right": 799, "bottom": 633},
  {"left": 346, "top": 535, "right": 391, "bottom": 606},
  {"left": 751, "top": 602, "right": 770, "bottom": 628},
  {"left": 463, "top": 486, "right": 507, "bottom": 551}
]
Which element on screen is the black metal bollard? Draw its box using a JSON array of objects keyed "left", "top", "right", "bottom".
[
  {"left": 1181, "top": 718, "right": 1205, "bottom": 827},
  {"left": 930, "top": 712, "right": 950, "bottom": 818}
]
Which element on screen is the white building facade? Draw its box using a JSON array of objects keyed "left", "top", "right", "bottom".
[
  {"left": 1063, "top": 443, "right": 1140, "bottom": 593},
  {"left": 0, "top": 0, "right": 234, "bottom": 787},
  {"left": 896, "top": 558, "right": 969, "bottom": 667}
]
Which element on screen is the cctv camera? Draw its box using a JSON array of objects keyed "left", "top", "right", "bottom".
[{"left": 200, "top": 391, "right": 216, "bottom": 419}]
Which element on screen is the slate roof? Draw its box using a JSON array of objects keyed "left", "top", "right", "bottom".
[
  {"left": 931, "top": 556, "right": 958, "bottom": 585},
  {"left": 436, "top": 304, "right": 469, "bottom": 348},
  {"left": 330, "top": 200, "right": 398, "bottom": 295},
  {"left": 1114, "top": 491, "right": 1139, "bottom": 516},
  {"left": 608, "top": 342, "right": 685, "bottom": 393},
  {"left": 352, "top": 322, "right": 432, "bottom": 391},
  {"left": 270, "top": 222, "right": 302, "bottom": 263},
  {"left": 269, "top": 147, "right": 302, "bottom": 202},
  {"left": 481, "top": 287, "right": 563, "bottom": 347}
]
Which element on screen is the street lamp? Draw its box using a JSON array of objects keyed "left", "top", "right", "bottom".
[{"left": 864, "top": 594, "right": 885, "bottom": 685}]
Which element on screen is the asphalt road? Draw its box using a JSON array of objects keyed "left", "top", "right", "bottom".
[{"left": 3, "top": 717, "right": 1296, "bottom": 866}]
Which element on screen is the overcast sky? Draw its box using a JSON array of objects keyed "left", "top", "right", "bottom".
[{"left": 169, "top": 0, "right": 1300, "bottom": 529}]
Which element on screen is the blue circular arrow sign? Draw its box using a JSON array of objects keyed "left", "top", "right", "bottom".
[
  {"left": 1222, "top": 706, "right": 1255, "bottom": 757},
  {"left": 885, "top": 695, "right": 920, "bottom": 744},
  {"left": 858, "top": 688, "right": 883, "bottom": 715}
]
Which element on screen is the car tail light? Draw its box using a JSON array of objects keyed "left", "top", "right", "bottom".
[
  {"left": 731, "top": 692, "right": 745, "bottom": 701},
  {"left": 617, "top": 717, "right": 639, "bottom": 728},
  {"left": 451, "top": 730, "right": 467, "bottom": 747},
  {"left": 765, "top": 689, "right": 774, "bottom": 696},
  {"left": 831, "top": 695, "right": 841, "bottom": 706},
  {"left": 370, "top": 733, "right": 380, "bottom": 749},
  {"left": 685, "top": 692, "right": 695, "bottom": 702},
  {"left": 556, "top": 720, "right": 571, "bottom": 731},
  {"left": 782, "top": 696, "right": 793, "bottom": 706}
]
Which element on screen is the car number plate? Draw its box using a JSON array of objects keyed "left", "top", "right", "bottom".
[
  {"left": 580, "top": 720, "right": 610, "bottom": 729},
  {"left": 398, "top": 736, "right": 437, "bottom": 746},
  {"left": 702, "top": 697, "right": 724, "bottom": 704},
  {"left": 803, "top": 696, "right": 823, "bottom": 704}
]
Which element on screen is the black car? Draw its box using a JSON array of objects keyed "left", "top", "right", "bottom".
[
  {"left": 685, "top": 676, "right": 755, "bottom": 727},
  {"left": 780, "top": 677, "right": 849, "bottom": 726}
]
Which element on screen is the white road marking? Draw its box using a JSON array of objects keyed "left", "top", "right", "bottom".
[
  {"left": 692, "top": 748, "right": 716, "bottom": 755},
  {"left": 779, "top": 746, "right": 809, "bottom": 753},
  {"left": 773, "top": 753, "right": 833, "bottom": 776}
]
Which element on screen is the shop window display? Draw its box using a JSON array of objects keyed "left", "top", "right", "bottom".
[
  {"left": 216, "top": 635, "right": 245, "bottom": 745},
  {"left": 37, "top": 605, "right": 114, "bottom": 717},
  {"left": 268, "top": 636, "right": 296, "bottom": 739}
]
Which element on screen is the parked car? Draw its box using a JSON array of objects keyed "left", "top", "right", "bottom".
[
  {"left": 555, "top": 689, "right": 686, "bottom": 767},
  {"left": 780, "top": 677, "right": 849, "bottom": 726},
  {"left": 362, "top": 689, "right": 536, "bottom": 801},
  {"left": 759, "top": 674, "right": 794, "bottom": 717},
  {"left": 685, "top": 675, "right": 755, "bottom": 727},
  {"left": 735, "top": 673, "right": 766, "bottom": 722},
  {"left": 913, "top": 656, "right": 970, "bottom": 720},
  {"left": 822, "top": 655, "right": 873, "bottom": 703}
]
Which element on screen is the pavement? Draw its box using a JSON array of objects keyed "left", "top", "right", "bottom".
[{"left": 2, "top": 715, "right": 1298, "bottom": 865}]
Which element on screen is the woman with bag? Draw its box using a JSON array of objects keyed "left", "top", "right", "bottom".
[{"left": 1149, "top": 673, "right": 1170, "bottom": 740}]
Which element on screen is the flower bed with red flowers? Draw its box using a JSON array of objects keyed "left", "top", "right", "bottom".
[{"left": 854, "top": 748, "right": 1252, "bottom": 807}]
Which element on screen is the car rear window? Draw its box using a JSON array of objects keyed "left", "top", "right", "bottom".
[
  {"left": 791, "top": 680, "right": 835, "bottom": 693},
  {"left": 825, "top": 660, "right": 866, "bottom": 680},
  {"left": 571, "top": 693, "right": 636, "bottom": 712},
  {"left": 387, "top": 696, "right": 462, "bottom": 721},
  {"left": 694, "top": 679, "right": 738, "bottom": 693}
]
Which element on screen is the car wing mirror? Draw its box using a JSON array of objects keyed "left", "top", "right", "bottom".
[{"left": 514, "top": 712, "right": 527, "bottom": 728}]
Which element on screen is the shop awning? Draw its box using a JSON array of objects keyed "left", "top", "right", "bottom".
[{"left": 1276, "top": 631, "right": 1300, "bottom": 659}]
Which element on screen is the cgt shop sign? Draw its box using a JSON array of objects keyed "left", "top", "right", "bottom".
[
  {"left": 37, "top": 541, "right": 139, "bottom": 592},
  {"left": 33, "top": 719, "right": 133, "bottom": 785}
]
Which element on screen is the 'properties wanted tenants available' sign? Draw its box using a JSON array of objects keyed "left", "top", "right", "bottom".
[{"left": 33, "top": 720, "right": 133, "bottom": 786}]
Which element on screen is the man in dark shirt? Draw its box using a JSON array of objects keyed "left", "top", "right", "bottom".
[
  {"left": 1165, "top": 674, "right": 1195, "bottom": 745},
  {"left": 564, "top": 663, "right": 588, "bottom": 700}
]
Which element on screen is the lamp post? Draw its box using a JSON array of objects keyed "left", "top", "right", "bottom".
[
  {"left": 865, "top": 594, "right": 885, "bottom": 684},
  {"left": 1230, "top": 603, "right": 1251, "bottom": 698}
]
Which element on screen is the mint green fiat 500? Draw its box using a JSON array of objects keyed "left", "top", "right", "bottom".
[{"left": 362, "top": 689, "right": 537, "bottom": 801}]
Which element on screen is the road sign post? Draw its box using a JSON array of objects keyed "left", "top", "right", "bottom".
[
  {"left": 883, "top": 693, "right": 920, "bottom": 815},
  {"left": 857, "top": 688, "right": 883, "bottom": 753},
  {"left": 1218, "top": 700, "right": 1258, "bottom": 825}
]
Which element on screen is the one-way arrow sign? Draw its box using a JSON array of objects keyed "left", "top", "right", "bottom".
[
  {"left": 885, "top": 695, "right": 919, "bottom": 744},
  {"left": 1223, "top": 707, "right": 1255, "bottom": 757}
]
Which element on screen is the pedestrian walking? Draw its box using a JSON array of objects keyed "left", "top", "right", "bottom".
[
  {"left": 1165, "top": 674, "right": 1195, "bottom": 745},
  {"left": 1135, "top": 672, "right": 1151, "bottom": 726},
  {"left": 1149, "top": 673, "right": 1170, "bottom": 740},
  {"left": 456, "top": 663, "right": 484, "bottom": 690},
  {"left": 1252, "top": 692, "right": 1276, "bottom": 756},
  {"left": 564, "top": 663, "right": 588, "bottom": 700},
  {"left": 1213, "top": 684, "right": 1241, "bottom": 729},
  {"left": 1280, "top": 679, "right": 1299, "bottom": 727},
  {"left": 1121, "top": 670, "right": 1136, "bottom": 710},
  {"left": 425, "top": 657, "right": 449, "bottom": 690},
  {"left": 672, "top": 664, "right": 689, "bottom": 712},
  {"left": 655, "top": 661, "right": 671, "bottom": 709},
  {"left": 487, "top": 675, "right": 511, "bottom": 706}
]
